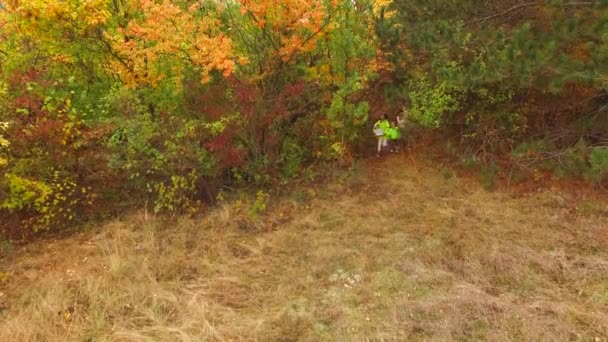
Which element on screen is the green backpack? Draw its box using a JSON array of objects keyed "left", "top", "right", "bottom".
[{"left": 387, "top": 127, "right": 400, "bottom": 140}]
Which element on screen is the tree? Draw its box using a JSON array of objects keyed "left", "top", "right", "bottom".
[
  {"left": 107, "top": 0, "right": 240, "bottom": 88},
  {"left": 376, "top": 1, "right": 608, "bottom": 148}
]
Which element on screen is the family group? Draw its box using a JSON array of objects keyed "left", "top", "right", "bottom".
[{"left": 373, "top": 114, "right": 404, "bottom": 157}]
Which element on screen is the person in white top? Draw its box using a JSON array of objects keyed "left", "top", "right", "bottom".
[
  {"left": 396, "top": 113, "right": 405, "bottom": 128},
  {"left": 373, "top": 114, "right": 390, "bottom": 157}
]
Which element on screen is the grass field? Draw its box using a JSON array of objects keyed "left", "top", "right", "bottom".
[{"left": 1, "top": 155, "right": 607, "bottom": 341}]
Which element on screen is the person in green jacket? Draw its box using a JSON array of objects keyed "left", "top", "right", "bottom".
[
  {"left": 373, "top": 114, "right": 391, "bottom": 157},
  {"left": 386, "top": 121, "right": 401, "bottom": 153}
]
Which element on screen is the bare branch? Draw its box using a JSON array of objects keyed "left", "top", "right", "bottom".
[{"left": 466, "top": 1, "right": 594, "bottom": 26}]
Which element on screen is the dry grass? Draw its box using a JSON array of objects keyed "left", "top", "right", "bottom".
[{"left": 1, "top": 155, "right": 607, "bottom": 341}]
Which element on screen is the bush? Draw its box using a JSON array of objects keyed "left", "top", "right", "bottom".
[
  {"left": 1, "top": 172, "right": 94, "bottom": 231},
  {"left": 106, "top": 110, "right": 223, "bottom": 213},
  {"left": 151, "top": 172, "right": 200, "bottom": 215},
  {"left": 279, "top": 137, "right": 306, "bottom": 179},
  {"left": 406, "top": 73, "right": 462, "bottom": 129},
  {"left": 0, "top": 121, "right": 8, "bottom": 167},
  {"left": 588, "top": 147, "right": 608, "bottom": 183},
  {"left": 510, "top": 138, "right": 608, "bottom": 184}
]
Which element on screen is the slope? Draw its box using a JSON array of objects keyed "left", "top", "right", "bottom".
[{"left": 0, "top": 154, "right": 607, "bottom": 341}]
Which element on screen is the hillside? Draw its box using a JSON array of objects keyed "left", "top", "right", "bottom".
[{"left": 0, "top": 155, "right": 607, "bottom": 341}]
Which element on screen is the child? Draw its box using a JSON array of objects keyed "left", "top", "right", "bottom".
[
  {"left": 395, "top": 113, "right": 407, "bottom": 150},
  {"left": 386, "top": 120, "right": 401, "bottom": 153},
  {"left": 396, "top": 113, "right": 405, "bottom": 128},
  {"left": 373, "top": 114, "right": 390, "bottom": 157}
]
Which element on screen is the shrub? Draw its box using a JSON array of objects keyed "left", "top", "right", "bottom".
[
  {"left": 0, "top": 121, "right": 9, "bottom": 167},
  {"left": 406, "top": 74, "right": 462, "bottom": 129},
  {"left": 249, "top": 190, "right": 269, "bottom": 220},
  {"left": 279, "top": 138, "right": 306, "bottom": 179},
  {"left": 588, "top": 147, "right": 608, "bottom": 183},
  {"left": 151, "top": 171, "right": 200, "bottom": 215},
  {"left": 1, "top": 172, "right": 94, "bottom": 231}
]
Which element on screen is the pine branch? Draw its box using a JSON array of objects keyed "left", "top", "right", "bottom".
[{"left": 466, "top": 1, "right": 594, "bottom": 26}]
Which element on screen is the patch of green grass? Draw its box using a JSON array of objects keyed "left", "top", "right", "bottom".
[
  {"left": 578, "top": 200, "right": 607, "bottom": 217},
  {"left": 440, "top": 166, "right": 454, "bottom": 180}
]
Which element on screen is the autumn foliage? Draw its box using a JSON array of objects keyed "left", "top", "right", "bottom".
[
  {"left": 0, "top": 0, "right": 379, "bottom": 236},
  {"left": 1, "top": 0, "right": 608, "bottom": 236}
]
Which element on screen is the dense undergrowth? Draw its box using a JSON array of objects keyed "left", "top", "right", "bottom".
[{"left": 1, "top": 0, "right": 608, "bottom": 238}]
